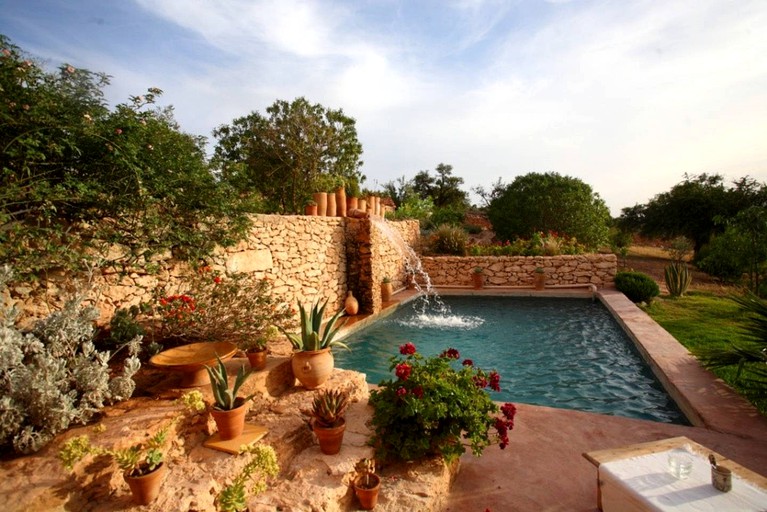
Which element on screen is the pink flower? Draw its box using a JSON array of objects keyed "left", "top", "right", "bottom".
[
  {"left": 395, "top": 363, "right": 411, "bottom": 381},
  {"left": 396, "top": 386, "right": 407, "bottom": 397},
  {"left": 399, "top": 342, "right": 416, "bottom": 355}
]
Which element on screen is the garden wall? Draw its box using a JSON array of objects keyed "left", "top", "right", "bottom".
[{"left": 420, "top": 254, "right": 617, "bottom": 288}]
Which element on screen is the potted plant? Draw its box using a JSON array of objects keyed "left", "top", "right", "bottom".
[
  {"left": 304, "top": 199, "right": 318, "bottom": 216},
  {"left": 306, "top": 389, "right": 350, "bottom": 455},
  {"left": 353, "top": 458, "right": 381, "bottom": 510},
  {"left": 534, "top": 267, "right": 546, "bottom": 290},
  {"left": 242, "top": 325, "right": 279, "bottom": 371},
  {"left": 206, "top": 356, "right": 256, "bottom": 441},
  {"left": 471, "top": 267, "right": 484, "bottom": 289},
  {"left": 381, "top": 276, "right": 393, "bottom": 303},
  {"left": 369, "top": 343, "right": 517, "bottom": 463},
  {"left": 59, "top": 391, "right": 205, "bottom": 505},
  {"left": 216, "top": 444, "right": 280, "bottom": 512},
  {"left": 281, "top": 299, "right": 349, "bottom": 389}
]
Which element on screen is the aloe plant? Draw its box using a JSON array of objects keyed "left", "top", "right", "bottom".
[
  {"left": 309, "top": 389, "right": 350, "bottom": 428},
  {"left": 664, "top": 261, "right": 692, "bottom": 297},
  {"left": 282, "top": 300, "right": 348, "bottom": 352},
  {"left": 206, "top": 356, "right": 254, "bottom": 410}
]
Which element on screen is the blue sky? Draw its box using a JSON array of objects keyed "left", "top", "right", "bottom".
[{"left": 2, "top": 0, "right": 766, "bottom": 215}]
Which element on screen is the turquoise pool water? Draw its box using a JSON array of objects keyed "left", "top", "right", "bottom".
[{"left": 335, "top": 296, "right": 688, "bottom": 424}]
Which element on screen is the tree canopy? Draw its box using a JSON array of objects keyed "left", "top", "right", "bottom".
[
  {"left": 412, "top": 163, "right": 468, "bottom": 210},
  {"left": 212, "top": 97, "right": 365, "bottom": 214},
  {"left": 487, "top": 172, "right": 610, "bottom": 249},
  {"left": 0, "top": 35, "right": 252, "bottom": 278}
]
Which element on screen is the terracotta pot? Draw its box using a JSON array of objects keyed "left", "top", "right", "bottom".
[
  {"left": 210, "top": 399, "right": 248, "bottom": 440},
  {"left": 381, "top": 282, "right": 393, "bottom": 303},
  {"left": 344, "top": 291, "right": 359, "bottom": 315},
  {"left": 358, "top": 199, "right": 367, "bottom": 213},
  {"left": 304, "top": 204, "right": 317, "bottom": 216},
  {"left": 354, "top": 474, "right": 381, "bottom": 510},
  {"left": 347, "top": 196, "right": 358, "bottom": 212},
  {"left": 472, "top": 272, "right": 484, "bottom": 289},
  {"left": 534, "top": 272, "right": 546, "bottom": 290},
  {"left": 313, "top": 418, "right": 346, "bottom": 455},
  {"left": 124, "top": 463, "right": 166, "bottom": 506},
  {"left": 291, "top": 348, "right": 334, "bottom": 389},
  {"left": 313, "top": 192, "right": 327, "bottom": 216},
  {"left": 336, "top": 187, "right": 347, "bottom": 217},
  {"left": 246, "top": 349, "right": 267, "bottom": 371},
  {"left": 406, "top": 274, "right": 416, "bottom": 290},
  {"left": 327, "top": 191, "right": 337, "bottom": 217}
]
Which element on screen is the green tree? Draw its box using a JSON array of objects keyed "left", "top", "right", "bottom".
[
  {"left": 412, "top": 163, "right": 467, "bottom": 209},
  {"left": 487, "top": 172, "right": 610, "bottom": 250},
  {"left": 212, "top": 97, "right": 365, "bottom": 214},
  {"left": 0, "top": 36, "right": 252, "bottom": 278},
  {"left": 619, "top": 174, "right": 766, "bottom": 257}
]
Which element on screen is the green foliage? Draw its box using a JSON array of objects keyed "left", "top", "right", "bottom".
[
  {"left": 308, "top": 389, "right": 350, "bottom": 428},
  {"left": 213, "top": 97, "right": 365, "bottom": 214},
  {"left": 0, "top": 266, "right": 141, "bottom": 454},
  {"left": 148, "top": 269, "right": 295, "bottom": 348},
  {"left": 369, "top": 343, "right": 516, "bottom": 463},
  {"left": 664, "top": 262, "right": 693, "bottom": 297},
  {"left": 280, "top": 300, "right": 348, "bottom": 352},
  {"left": 386, "top": 195, "right": 434, "bottom": 222},
  {"left": 108, "top": 305, "right": 144, "bottom": 346},
  {"left": 427, "top": 206, "right": 466, "bottom": 229},
  {"left": 643, "top": 293, "right": 767, "bottom": 413},
  {"left": 0, "top": 36, "right": 254, "bottom": 280},
  {"left": 427, "top": 224, "right": 468, "bottom": 255},
  {"left": 206, "top": 356, "right": 254, "bottom": 411},
  {"left": 696, "top": 232, "right": 750, "bottom": 283},
  {"left": 468, "top": 231, "right": 585, "bottom": 257},
  {"left": 614, "top": 271, "right": 660, "bottom": 304},
  {"left": 412, "top": 163, "right": 468, "bottom": 209},
  {"left": 487, "top": 172, "right": 610, "bottom": 250},
  {"left": 216, "top": 444, "right": 279, "bottom": 512}
]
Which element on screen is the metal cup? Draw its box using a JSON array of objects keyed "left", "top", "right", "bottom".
[{"left": 711, "top": 465, "right": 732, "bottom": 492}]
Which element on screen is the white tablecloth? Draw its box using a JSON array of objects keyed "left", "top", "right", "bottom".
[{"left": 600, "top": 447, "right": 767, "bottom": 511}]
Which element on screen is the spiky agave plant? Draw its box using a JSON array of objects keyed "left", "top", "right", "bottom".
[
  {"left": 310, "top": 389, "right": 350, "bottom": 428},
  {"left": 664, "top": 261, "right": 692, "bottom": 297},
  {"left": 206, "top": 355, "right": 254, "bottom": 410},
  {"left": 282, "top": 299, "right": 348, "bottom": 352}
]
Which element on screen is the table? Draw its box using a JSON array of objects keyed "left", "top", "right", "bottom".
[
  {"left": 149, "top": 341, "right": 238, "bottom": 387},
  {"left": 583, "top": 436, "right": 767, "bottom": 511}
]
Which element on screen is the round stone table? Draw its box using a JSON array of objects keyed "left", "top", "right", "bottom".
[{"left": 149, "top": 341, "right": 238, "bottom": 387}]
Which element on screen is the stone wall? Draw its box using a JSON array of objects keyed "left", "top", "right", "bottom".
[{"left": 420, "top": 254, "right": 617, "bottom": 288}]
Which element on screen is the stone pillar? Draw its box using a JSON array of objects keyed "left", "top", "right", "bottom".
[{"left": 345, "top": 218, "right": 375, "bottom": 314}]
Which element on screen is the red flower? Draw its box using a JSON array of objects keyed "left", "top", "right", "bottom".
[
  {"left": 399, "top": 342, "right": 416, "bottom": 355},
  {"left": 501, "top": 403, "right": 517, "bottom": 421},
  {"left": 213, "top": 276, "right": 222, "bottom": 284},
  {"left": 462, "top": 359, "right": 473, "bottom": 366},
  {"left": 489, "top": 371, "right": 501, "bottom": 392},
  {"left": 473, "top": 376, "right": 488, "bottom": 388},
  {"left": 440, "top": 347, "right": 460, "bottom": 359},
  {"left": 412, "top": 386, "right": 424, "bottom": 399},
  {"left": 395, "top": 363, "right": 411, "bottom": 381},
  {"left": 396, "top": 386, "right": 407, "bottom": 397}
]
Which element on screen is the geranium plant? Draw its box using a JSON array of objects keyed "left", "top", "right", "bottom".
[{"left": 369, "top": 343, "right": 516, "bottom": 463}]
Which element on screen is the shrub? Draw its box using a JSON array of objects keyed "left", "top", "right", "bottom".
[
  {"left": 614, "top": 271, "right": 660, "bottom": 304},
  {"left": 428, "top": 224, "right": 468, "bottom": 255},
  {"left": 664, "top": 262, "right": 692, "bottom": 297},
  {"left": 426, "top": 206, "right": 465, "bottom": 229},
  {"left": 0, "top": 266, "right": 141, "bottom": 454},
  {"left": 369, "top": 343, "right": 516, "bottom": 463}
]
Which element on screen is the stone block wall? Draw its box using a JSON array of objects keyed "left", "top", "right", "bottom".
[{"left": 420, "top": 254, "right": 617, "bottom": 288}]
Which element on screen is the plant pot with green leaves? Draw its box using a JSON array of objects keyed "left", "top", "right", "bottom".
[
  {"left": 306, "top": 389, "right": 350, "bottom": 455},
  {"left": 242, "top": 325, "right": 279, "bottom": 371},
  {"left": 59, "top": 391, "right": 206, "bottom": 506},
  {"left": 353, "top": 458, "right": 381, "bottom": 510},
  {"left": 533, "top": 267, "right": 546, "bottom": 290},
  {"left": 304, "top": 200, "right": 318, "bottom": 216},
  {"left": 471, "top": 267, "right": 484, "bottom": 289},
  {"left": 281, "top": 300, "right": 348, "bottom": 389},
  {"left": 381, "top": 277, "right": 393, "bottom": 303},
  {"left": 206, "top": 356, "right": 256, "bottom": 441}
]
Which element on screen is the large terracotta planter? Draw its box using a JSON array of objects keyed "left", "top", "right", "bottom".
[
  {"left": 246, "top": 349, "right": 267, "bottom": 371},
  {"left": 347, "top": 196, "right": 358, "bottom": 212},
  {"left": 304, "top": 204, "right": 317, "bottom": 216},
  {"left": 313, "top": 418, "right": 346, "bottom": 455},
  {"left": 124, "top": 463, "right": 166, "bottom": 505},
  {"left": 381, "top": 282, "right": 393, "bottom": 303},
  {"left": 344, "top": 291, "right": 359, "bottom": 315},
  {"left": 472, "top": 272, "right": 484, "bottom": 289},
  {"left": 354, "top": 474, "right": 381, "bottom": 510},
  {"left": 313, "top": 192, "right": 327, "bottom": 216},
  {"left": 336, "top": 187, "right": 347, "bottom": 217},
  {"left": 210, "top": 399, "right": 248, "bottom": 440},
  {"left": 292, "top": 348, "right": 334, "bottom": 389},
  {"left": 327, "top": 191, "right": 337, "bottom": 217}
]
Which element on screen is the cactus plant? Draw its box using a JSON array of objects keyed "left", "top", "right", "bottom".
[
  {"left": 309, "top": 389, "right": 350, "bottom": 428},
  {"left": 664, "top": 261, "right": 693, "bottom": 297}
]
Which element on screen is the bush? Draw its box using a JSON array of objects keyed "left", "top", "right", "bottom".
[
  {"left": 426, "top": 206, "right": 465, "bottom": 229},
  {"left": 369, "top": 343, "right": 516, "bottom": 462},
  {"left": 614, "top": 271, "right": 660, "bottom": 304},
  {"left": 428, "top": 224, "right": 468, "bottom": 255},
  {"left": 0, "top": 266, "right": 141, "bottom": 454}
]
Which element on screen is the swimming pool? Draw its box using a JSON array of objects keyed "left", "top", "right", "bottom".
[{"left": 335, "top": 295, "right": 688, "bottom": 424}]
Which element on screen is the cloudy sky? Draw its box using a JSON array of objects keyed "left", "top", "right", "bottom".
[{"left": 2, "top": 0, "right": 766, "bottom": 215}]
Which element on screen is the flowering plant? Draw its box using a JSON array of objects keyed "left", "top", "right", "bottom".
[
  {"left": 369, "top": 343, "right": 516, "bottom": 463},
  {"left": 149, "top": 268, "right": 295, "bottom": 348}
]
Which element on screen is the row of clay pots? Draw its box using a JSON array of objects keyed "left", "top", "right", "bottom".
[{"left": 306, "top": 190, "right": 387, "bottom": 217}]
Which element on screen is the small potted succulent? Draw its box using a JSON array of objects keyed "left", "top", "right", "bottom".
[
  {"left": 243, "top": 325, "right": 279, "bottom": 371},
  {"left": 471, "top": 267, "right": 484, "bottom": 289},
  {"left": 59, "top": 391, "right": 205, "bottom": 505},
  {"left": 381, "top": 276, "right": 393, "bottom": 303},
  {"left": 216, "top": 444, "right": 280, "bottom": 512},
  {"left": 352, "top": 458, "right": 381, "bottom": 510},
  {"left": 280, "top": 299, "right": 348, "bottom": 389},
  {"left": 304, "top": 199, "right": 318, "bottom": 216},
  {"left": 306, "top": 388, "right": 350, "bottom": 455},
  {"left": 206, "top": 356, "right": 256, "bottom": 441}
]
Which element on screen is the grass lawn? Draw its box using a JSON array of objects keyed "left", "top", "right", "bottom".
[{"left": 643, "top": 291, "right": 767, "bottom": 415}]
